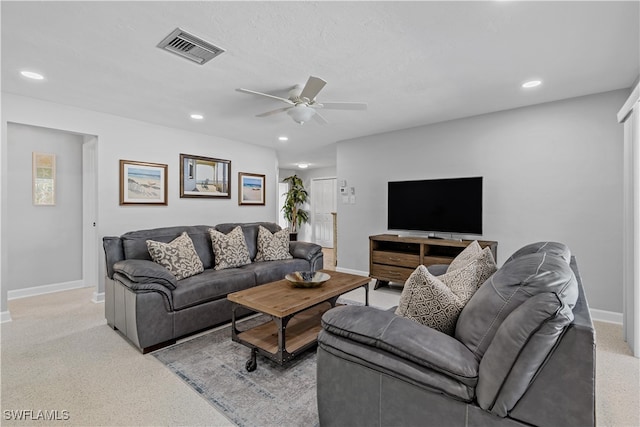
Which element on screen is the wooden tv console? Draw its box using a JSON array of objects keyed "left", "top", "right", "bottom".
[{"left": 369, "top": 234, "right": 498, "bottom": 289}]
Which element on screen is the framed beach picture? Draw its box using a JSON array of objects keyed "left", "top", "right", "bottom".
[
  {"left": 180, "top": 154, "right": 231, "bottom": 198},
  {"left": 119, "top": 160, "right": 168, "bottom": 205},
  {"left": 239, "top": 172, "right": 265, "bottom": 206},
  {"left": 32, "top": 152, "right": 56, "bottom": 206}
]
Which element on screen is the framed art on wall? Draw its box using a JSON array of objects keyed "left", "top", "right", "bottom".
[
  {"left": 239, "top": 172, "right": 265, "bottom": 206},
  {"left": 180, "top": 154, "right": 231, "bottom": 198},
  {"left": 32, "top": 152, "right": 56, "bottom": 206},
  {"left": 119, "top": 159, "right": 168, "bottom": 205}
]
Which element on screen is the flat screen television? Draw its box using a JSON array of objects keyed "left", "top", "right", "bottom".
[{"left": 387, "top": 177, "right": 483, "bottom": 235}]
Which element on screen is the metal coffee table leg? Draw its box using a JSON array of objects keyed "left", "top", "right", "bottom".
[{"left": 246, "top": 348, "right": 257, "bottom": 372}]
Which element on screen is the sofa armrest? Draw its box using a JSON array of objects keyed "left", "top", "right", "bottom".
[
  {"left": 477, "top": 292, "right": 573, "bottom": 416},
  {"left": 103, "top": 236, "right": 125, "bottom": 279},
  {"left": 112, "top": 272, "right": 174, "bottom": 311},
  {"left": 113, "top": 259, "right": 177, "bottom": 290},
  {"left": 289, "top": 241, "right": 322, "bottom": 261},
  {"left": 320, "top": 305, "right": 478, "bottom": 386}
]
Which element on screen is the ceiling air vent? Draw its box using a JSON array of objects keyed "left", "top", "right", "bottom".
[{"left": 157, "top": 28, "right": 225, "bottom": 65}]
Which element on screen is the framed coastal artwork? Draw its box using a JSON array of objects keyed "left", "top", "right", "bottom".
[
  {"left": 32, "top": 152, "right": 56, "bottom": 206},
  {"left": 119, "top": 160, "right": 168, "bottom": 205},
  {"left": 238, "top": 172, "right": 265, "bottom": 206},
  {"left": 180, "top": 154, "right": 231, "bottom": 199}
]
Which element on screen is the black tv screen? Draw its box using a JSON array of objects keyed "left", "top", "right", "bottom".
[{"left": 387, "top": 177, "right": 483, "bottom": 235}]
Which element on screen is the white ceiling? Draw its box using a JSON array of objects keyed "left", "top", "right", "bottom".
[{"left": 2, "top": 1, "right": 638, "bottom": 170}]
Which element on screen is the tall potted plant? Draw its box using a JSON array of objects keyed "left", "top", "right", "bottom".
[{"left": 282, "top": 174, "right": 309, "bottom": 241}]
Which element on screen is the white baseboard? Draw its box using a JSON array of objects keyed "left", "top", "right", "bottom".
[
  {"left": 92, "top": 292, "right": 105, "bottom": 303},
  {"left": 7, "top": 280, "right": 87, "bottom": 301},
  {"left": 335, "top": 266, "right": 371, "bottom": 278},
  {"left": 590, "top": 308, "right": 623, "bottom": 325},
  {"left": 1, "top": 311, "right": 12, "bottom": 323}
]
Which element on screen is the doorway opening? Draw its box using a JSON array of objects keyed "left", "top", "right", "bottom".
[{"left": 310, "top": 177, "right": 337, "bottom": 248}]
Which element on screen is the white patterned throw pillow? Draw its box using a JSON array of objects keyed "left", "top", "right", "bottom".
[
  {"left": 146, "top": 232, "right": 204, "bottom": 280},
  {"left": 447, "top": 240, "right": 482, "bottom": 272},
  {"left": 208, "top": 226, "right": 252, "bottom": 270},
  {"left": 255, "top": 226, "right": 293, "bottom": 262},
  {"left": 396, "top": 265, "right": 460, "bottom": 334},
  {"left": 396, "top": 249, "right": 496, "bottom": 335}
]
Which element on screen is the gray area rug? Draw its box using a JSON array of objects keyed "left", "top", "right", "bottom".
[{"left": 153, "top": 315, "right": 319, "bottom": 427}]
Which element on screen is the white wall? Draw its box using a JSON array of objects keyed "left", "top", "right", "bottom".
[
  {"left": 1, "top": 93, "right": 279, "bottom": 312},
  {"left": 337, "top": 90, "right": 628, "bottom": 313},
  {"left": 6, "top": 123, "right": 83, "bottom": 290}
]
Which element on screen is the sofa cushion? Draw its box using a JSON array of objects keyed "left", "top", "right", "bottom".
[
  {"left": 455, "top": 252, "right": 578, "bottom": 360},
  {"left": 504, "top": 241, "right": 571, "bottom": 265},
  {"left": 215, "top": 222, "right": 281, "bottom": 260},
  {"left": 241, "top": 258, "right": 310, "bottom": 285},
  {"left": 255, "top": 225, "right": 293, "bottom": 262},
  {"left": 208, "top": 226, "right": 252, "bottom": 270},
  {"left": 396, "top": 250, "right": 495, "bottom": 335},
  {"left": 171, "top": 268, "right": 256, "bottom": 310},
  {"left": 321, "top": 306, "right": 479, "bottom": 391},
  {"left": 447, "top": 240, "right": 482, "bottom": 272},
  {"left": 113, "top": 259, "right": 178, "bottom": 290},
  {"left": 121, "top": 225, "right": 215, "bottom": 270},
  {"left": 146, "top": 232, "right": 204, "bottom": 280}
]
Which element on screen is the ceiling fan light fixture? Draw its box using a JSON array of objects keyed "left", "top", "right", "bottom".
[
  {"left": 287, "top": 104, "right": 316, "bottom": 124},
  {"left": 522, "top": 79, "right": 542, "bottom": 88},
  {"left": 20, "top": 70, "right": 44, "bottom": 80}
]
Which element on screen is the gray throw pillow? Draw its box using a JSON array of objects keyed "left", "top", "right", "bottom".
[
  {"left": 146, "top": 232, "right": 204, "bottom": 280},
  {"left": 255, "top": 225, "right": 293, "bottom": 262},
  {"left": 208, "top": 226, "right": 252, "bottom": 270}
]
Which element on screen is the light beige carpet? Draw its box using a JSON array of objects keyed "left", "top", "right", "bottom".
[{"left": 1, "top": 287, "right": 639, "bottom": 426}]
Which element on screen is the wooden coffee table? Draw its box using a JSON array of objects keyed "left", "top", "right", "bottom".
[{"left": 227, "top": 269, "right": 370, "bottom": 371}]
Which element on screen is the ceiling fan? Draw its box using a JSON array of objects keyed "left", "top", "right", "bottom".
[{"left": 236, "top": 76, "right": 367, "bottom": 125}]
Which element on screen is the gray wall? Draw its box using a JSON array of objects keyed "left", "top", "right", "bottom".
[
  {"left": 6, "top": 123, "right": 83, "bottom": 290},
  {"left": 2, "top": 93, "right": 280, "bottom": 314},
  {"left": 337, "top": 89, "right": 628, "bottom": 313}
]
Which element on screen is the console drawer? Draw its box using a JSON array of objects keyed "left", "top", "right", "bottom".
[
  {"left": 370, "top": 264, "right": 415, "bottom": 283},
  {"left": 371, "top": 251, "right": 420, "bottom": 268}
]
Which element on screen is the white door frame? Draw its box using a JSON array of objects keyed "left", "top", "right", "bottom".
[
  {"left": 310, "top": 176, "right": 337, "bottom": 247},
  {"left": 82, "top": 136, "right": 101, "bottom": 303}
]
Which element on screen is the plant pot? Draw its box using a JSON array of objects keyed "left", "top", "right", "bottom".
[{"left": 289, "top": 232, "right": 298, "bottom": 242}]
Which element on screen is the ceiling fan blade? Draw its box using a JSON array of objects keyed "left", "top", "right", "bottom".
[
  {"left": 319, "top": 102, "right": 368, "bottom": 110},
  {"left": 312, "top": 112, "right": 329, "bottom": 125},
  {"left": 299, "top": 76, "right": 327, "bottom": 101},
  {"left": 236, "top": 88, "right": 294, "bottom": 105},
  {"left": 256, "top": 106, "right": 292, "bottom": 117}
]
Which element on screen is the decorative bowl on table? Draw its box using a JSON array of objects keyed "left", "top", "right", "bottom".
[{"left": 285, "top": 271, "right": 331, "bottom": 288}]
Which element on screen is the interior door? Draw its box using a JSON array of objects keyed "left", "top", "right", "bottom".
[{"left": 311, "top": 178, "right": 336, "bottom": 248}]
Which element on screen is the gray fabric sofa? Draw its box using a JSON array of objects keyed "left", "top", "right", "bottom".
[
  {"left": 103, "top": 222, "right": 323, "bottom": 353},
  {"left": 317, "top": 242, "right": 595, "bottom": 427}
]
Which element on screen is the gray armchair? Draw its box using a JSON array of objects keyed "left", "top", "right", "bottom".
[{"left": 317, "top": 242, "right": 595, "bottom": 427}]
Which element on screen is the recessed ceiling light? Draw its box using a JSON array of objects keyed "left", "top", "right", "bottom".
[
  {"left": 298, "top": 163, "right": 309, "bottom": 169},
  {"left": 522, "top": 80, "right": 542, "bottom": 88},
  {"left": 20, "top": 70, "right": 44, "bottom": 80},
  {"left": 278, "top": 136, "right": 289, "bottom": 141},
  {"left": 190, "top": 113, "right": 204, "bottom": 120}
]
